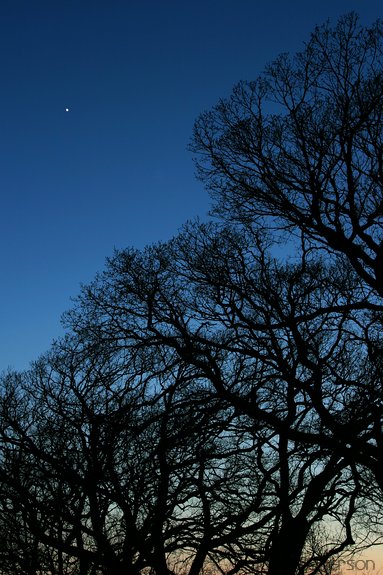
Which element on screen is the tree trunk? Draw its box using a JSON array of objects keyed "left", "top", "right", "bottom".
[{"left": 268, "top": 518, "right": 309, "bottom": 575}]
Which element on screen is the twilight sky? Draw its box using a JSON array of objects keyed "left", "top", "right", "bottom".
[{"left": 1, "top": 0, "right": 382, "bottom": 371}]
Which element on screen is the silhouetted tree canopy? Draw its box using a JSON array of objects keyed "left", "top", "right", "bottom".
[
  {"left": 191, "top": 13, "right": 383, "bottom": 294},
  {"left": 1, "top": 12, "right": 383, "bottom": 575}
]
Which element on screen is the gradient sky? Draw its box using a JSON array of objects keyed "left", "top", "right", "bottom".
[{"left": 1, "top": 0, "right": 383, "bottom": 371}]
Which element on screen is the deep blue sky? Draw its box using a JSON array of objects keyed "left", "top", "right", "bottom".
[{"left": 1, "top": 0, "right": 382, "bottom": 371}]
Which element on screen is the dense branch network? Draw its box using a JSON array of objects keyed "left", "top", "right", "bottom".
[{"left": 1, "top": 12, "right": 383, "bottom": 575}]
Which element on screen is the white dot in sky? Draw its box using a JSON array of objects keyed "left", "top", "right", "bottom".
[{"left": 65, "top": 108, "right": 69, "bottom": 112}]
